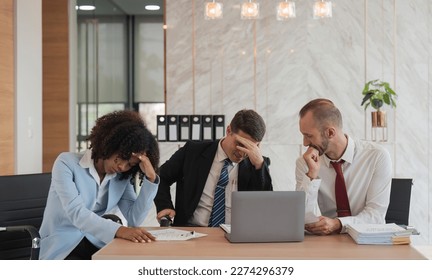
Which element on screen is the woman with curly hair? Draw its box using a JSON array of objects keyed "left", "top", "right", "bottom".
[{"left": 39, "top": 110, "right": 160, "bottom": 260}]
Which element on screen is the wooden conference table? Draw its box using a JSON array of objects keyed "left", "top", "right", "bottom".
[{"left": 92, "top": 227, "right": 426, "bottom": 260}]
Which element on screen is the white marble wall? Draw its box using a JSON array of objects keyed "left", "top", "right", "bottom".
[{"left": 161, "top": 0, "right": 431, "bottom": 245}]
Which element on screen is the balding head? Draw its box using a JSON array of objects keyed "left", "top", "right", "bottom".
[{"left": 299, "top": 98, "right": 343, "bottom": 132}]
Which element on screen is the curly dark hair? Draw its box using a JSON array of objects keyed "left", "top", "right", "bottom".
[{"left": 87, "top": 110, "right": 160, "bottom": 183}]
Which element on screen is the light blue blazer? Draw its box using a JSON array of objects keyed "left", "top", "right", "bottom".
[{"left": 39, "top": 152, "right": 158, "bottom": 260}]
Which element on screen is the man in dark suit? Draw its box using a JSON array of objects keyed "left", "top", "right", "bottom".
[{"left": 154, "top": 109, "right": 273, "bottom": 226}]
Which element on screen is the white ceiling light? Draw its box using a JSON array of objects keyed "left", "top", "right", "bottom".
[
  {"left": 77, "top": 5, "right": 96, "bottom": 11},
  {"left": 145, "top": 5, "right": 161, "bottom": 11}
]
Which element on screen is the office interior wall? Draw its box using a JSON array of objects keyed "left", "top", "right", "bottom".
[
  {"left": 134, "top": 16, "right": 165, "bottom": 103},
  {"left": 69, "top": 0, "right": 77, "bottom": 153},
  {"left": 42, "top": 0, "right": 70, "bottom": 172},
  {"left": 1, "top": 0, "right": 65, "bottom": 175},
  {"left": 164, "top": 0, "right": 431, "bottom": 244},
  {"left": 16, "top": 0, "right": 43, "bottom": 174},
  {"left": 0, "top": 0, "right": 15, "bottom": 175}
]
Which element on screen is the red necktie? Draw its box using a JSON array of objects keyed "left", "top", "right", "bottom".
[{"left": 331, "top": 160, "right": 352, "bottom": 217}]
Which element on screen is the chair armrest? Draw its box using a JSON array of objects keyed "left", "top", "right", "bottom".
[
  {"left": 6, "top": 225, "right": 40, "bottom": 239},
  {"left": 5, "top": 225, "right": 41, "bottom": 260},
  {"left": 102, "top": 214, "right": 123, "bottom": 225}
]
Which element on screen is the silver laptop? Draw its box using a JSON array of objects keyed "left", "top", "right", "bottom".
[{"left": 224, "top": 191, "right": 305, "bottom": 243}]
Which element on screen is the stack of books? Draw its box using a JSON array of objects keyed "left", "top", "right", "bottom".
[{"left": 346, "top": 223, "right": 413, "bottom": 245}]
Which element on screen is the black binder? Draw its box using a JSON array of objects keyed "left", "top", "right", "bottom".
[
  {"left": 213, "top": 115, "right": 225, "bottom": 140},
  {"left": 179, "top": 115, "right": 191, "bottom": 141},
  {"left": 190, "top": 115, "right": 202, "bottom": 141},
  {"left": 167, "top": 115, "right": 179, "bottom": 142},
  {"left": 201, "top": 115, "right": 213, "bottom": 141},
  {"left": 156, "top": 115, "right": 167, "bottom": 142}
]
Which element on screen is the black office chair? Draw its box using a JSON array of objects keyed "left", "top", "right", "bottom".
[
  {"left": 0, "top": 173, "right": 124, "bottom": 260},
  {"left": 0, "top": 173, "right": 52, "bottom": 260},
  {"left": 385, "top": 178, "right": 413, "bottom": 226}
]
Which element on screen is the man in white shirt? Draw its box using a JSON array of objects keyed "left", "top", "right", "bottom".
[{"left": 295, "top": 98, "right": 392, "bottom": 235}]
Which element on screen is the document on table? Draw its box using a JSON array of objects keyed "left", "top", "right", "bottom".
[
  {"left": 148, "top": 228, "right": 207, "bottom": 241},
  {"left": 220, "top": 223, "right": 231, "bottom": 234},
  {"left": 346, "top": 223, "right": 413, "bottom": 245}
]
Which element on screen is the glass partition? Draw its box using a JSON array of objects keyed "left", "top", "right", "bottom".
[{"left": 76, "top": 0, "right": 164, "bottom": 151}]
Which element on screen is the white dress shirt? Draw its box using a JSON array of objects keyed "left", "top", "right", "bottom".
[
  {"left": 79, "top": 150, "right": 116, "bottom": 214},
  {"left": 296, "top": 136, "right": 392, "bottom": 232},
  {"left": 188, "top": 139, "right": 238, "bottom": 226}
]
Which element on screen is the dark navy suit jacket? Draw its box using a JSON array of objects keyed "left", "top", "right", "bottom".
[{"left": 154, "top": 140, "right": 273, "bottom": 226}]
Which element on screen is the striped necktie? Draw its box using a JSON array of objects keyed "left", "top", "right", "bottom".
[{"left": 209, "top": 158, "right": 231, "bottom": 227}]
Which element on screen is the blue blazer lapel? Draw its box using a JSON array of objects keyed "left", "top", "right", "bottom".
[{"left": 106, "top": 177, "right": 126, "bottom": 211}]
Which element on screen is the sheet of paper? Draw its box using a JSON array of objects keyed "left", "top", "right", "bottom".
[
  {"left": 348, "top": 223, "right": 408, "bottom": 235},
  {"left": 148, "top": 228, "right": 207, "bottom": 241},
  {"left": 220, "top": 223, "right": 231, "bottom": 234},
  {"left": 346, "top": 223, "right": 412, "bottom": 245}
]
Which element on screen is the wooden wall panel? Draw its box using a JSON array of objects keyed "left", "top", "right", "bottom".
[
  {"left": 0, "top": 0, "right": 15, "bottom": 175},
  {"left": 42, "top": 0, "right": 69, "bottom": 172}
]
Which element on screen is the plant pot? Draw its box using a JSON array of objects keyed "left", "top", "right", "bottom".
[
  {"left": 371, "top": 111, "right": 387, "bottom": 127},
  {"left": 371, "top": 110, "right": 387, "bottom": 141}
]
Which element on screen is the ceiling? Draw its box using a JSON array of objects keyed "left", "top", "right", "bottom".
[{"left": 76, "top": 0, "right": 164, "bottom": 16}]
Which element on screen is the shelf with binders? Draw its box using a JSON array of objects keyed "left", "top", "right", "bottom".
[{"left": 156, "top": 114, "right": 225, "bottom": 142}]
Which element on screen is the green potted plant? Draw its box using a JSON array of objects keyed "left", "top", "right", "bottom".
[
  {"left": 360, "top": 79, "right": 398, "bottom": 141},
  {"left": 361, "top": 79, "right": 397, "bottom": 111}
]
